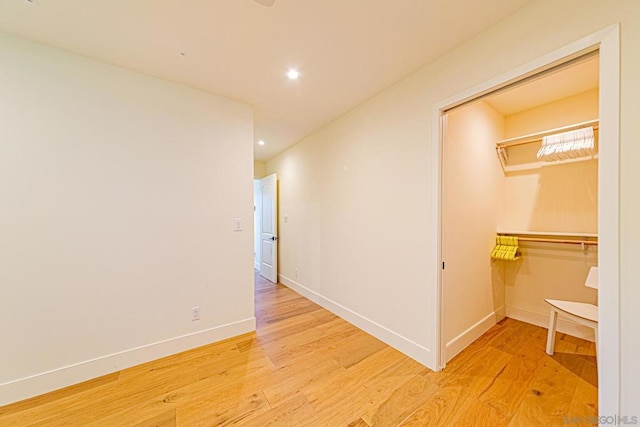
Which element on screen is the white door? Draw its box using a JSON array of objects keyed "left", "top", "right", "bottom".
[{"left": 260, "top": 173, "right": 278, "bottom": 283}]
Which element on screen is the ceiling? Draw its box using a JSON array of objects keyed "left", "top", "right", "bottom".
[
  {"left": 0, "top": 0, "right": 533, "bottom": 160},
  {"left": 484, "top": 54, "right": 599, "bottom": 116}
]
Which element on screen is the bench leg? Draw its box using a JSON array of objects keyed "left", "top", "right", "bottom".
[{"left": 546, "top": 308, "right": 558, "bottom": 355}]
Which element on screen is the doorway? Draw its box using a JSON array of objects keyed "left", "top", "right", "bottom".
[
  {"left": 442, "top": 53, "right": 600, "bottom": 363},
  {"left": 254, "top": 173, "right": 279, "bottom": 283},
  {"left": 433, "top": 25, "right": 620, "bottom": 414}
]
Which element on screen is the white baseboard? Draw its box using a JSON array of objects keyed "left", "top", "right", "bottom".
[
  {"left": 0, "top": 317, "right": 256, "bottom": 406},
  {"left": 278, "top": 274, "right": 433, "bottom": 369},
  {"left": 506, "top": 306, "right": 595, "bottom": 341},
  {"left": 445, "top": 307, "right": 506, "bottom": 363}
]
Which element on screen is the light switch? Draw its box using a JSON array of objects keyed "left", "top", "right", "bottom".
[{"left": 234, "top": 218, "right": 242, "bottom": 231}]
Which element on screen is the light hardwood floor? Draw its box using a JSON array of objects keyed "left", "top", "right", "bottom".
[{"left": 0, "top": 272, "right": 597, "bottom": 426}]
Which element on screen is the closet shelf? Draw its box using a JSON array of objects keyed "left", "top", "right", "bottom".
[
  {"left": 498, "top": 230, "right": 597, "bottom": 237},
  {"left": 496, "top": 119, "right": 599, "bottom": 148},
  {"left": 496, "top": 119, "right": 599, "bottom": 173}
]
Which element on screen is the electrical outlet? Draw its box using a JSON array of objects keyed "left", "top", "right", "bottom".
[
  {"left": 294, "top": 268, "right": 299, "bottom": 278},
  {"left": 192, "top": 306, "right": 200, "bottom": 321}
]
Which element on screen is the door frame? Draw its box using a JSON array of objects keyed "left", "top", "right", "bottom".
[
  {"left": 430, "top": 24, "right": 620, "bottom": 414},
  {"left": 253, "top": 179, "right": 262, "bottom": 271}
]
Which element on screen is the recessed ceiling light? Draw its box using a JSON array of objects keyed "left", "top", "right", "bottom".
[
  {"left": 286, "top": 68, "right": 300, "bottom": 80},
  {"left": 258, "top": 140, "right": 265, "bottom": 146}
]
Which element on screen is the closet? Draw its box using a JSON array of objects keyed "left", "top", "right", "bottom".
[{"left": 441, "top": 53, "right": 599, "bottom": 363}]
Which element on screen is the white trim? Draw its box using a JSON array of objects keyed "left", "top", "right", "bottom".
[
  {"left": 596, "top": 24, "right": 620, "bottom": 415},
  {"left": 445, "top": 307, "right": 506, "bottom": 364},
  {"left": 506, "top": 306, "right": 596, "bottom": 342},
  {"left": 0, "top": 317, "right": 256, "bottom": 406},
  {"left": 430, "top": 108, "right": 445, "bottom": 371},
  {"left": 497, "top": 230, "right": 598, "bottom": 238},
  {"left": 278, "top": 274, "right": 432, "bottom": 367},
  {"left": 432, "top": 24, "right": 620, "bottom": 413}
]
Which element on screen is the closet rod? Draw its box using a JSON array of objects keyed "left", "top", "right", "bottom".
[
  {"left": 497, "top": 119, "right": 599, "bottom": 149},
  {"left": 515, "top": 237, "right": 598, "bottom": 245}
]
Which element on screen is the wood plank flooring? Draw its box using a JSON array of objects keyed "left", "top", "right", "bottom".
[{"left": 0, "top": 272, "right": 597, "bottom": 426}]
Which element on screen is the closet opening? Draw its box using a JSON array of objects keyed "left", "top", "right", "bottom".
[
  {"left": 439, "top": 50, "right": 604, "bottom": 414},
  {"left": 441, "top": 51, "right": 599, "bottom": 360},
  {"left": 428, "top": 24, "right": 621, "bottom": 414}
]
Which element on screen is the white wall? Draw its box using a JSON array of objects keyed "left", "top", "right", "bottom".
[
  {"left": 267, "top": 92, "right": 433, "bottom": 365},
  {"left": 0, "top": 33, "right": 255, "bottom": 405},
  {"left": 442, "top": 101, "right": 505, "bottom": 361},
  {"left": 266, "top": 0, "right": 640, "bottom": 411},
  {"left": 254, "top": 160, "right": 266, "bottom": 179}
]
